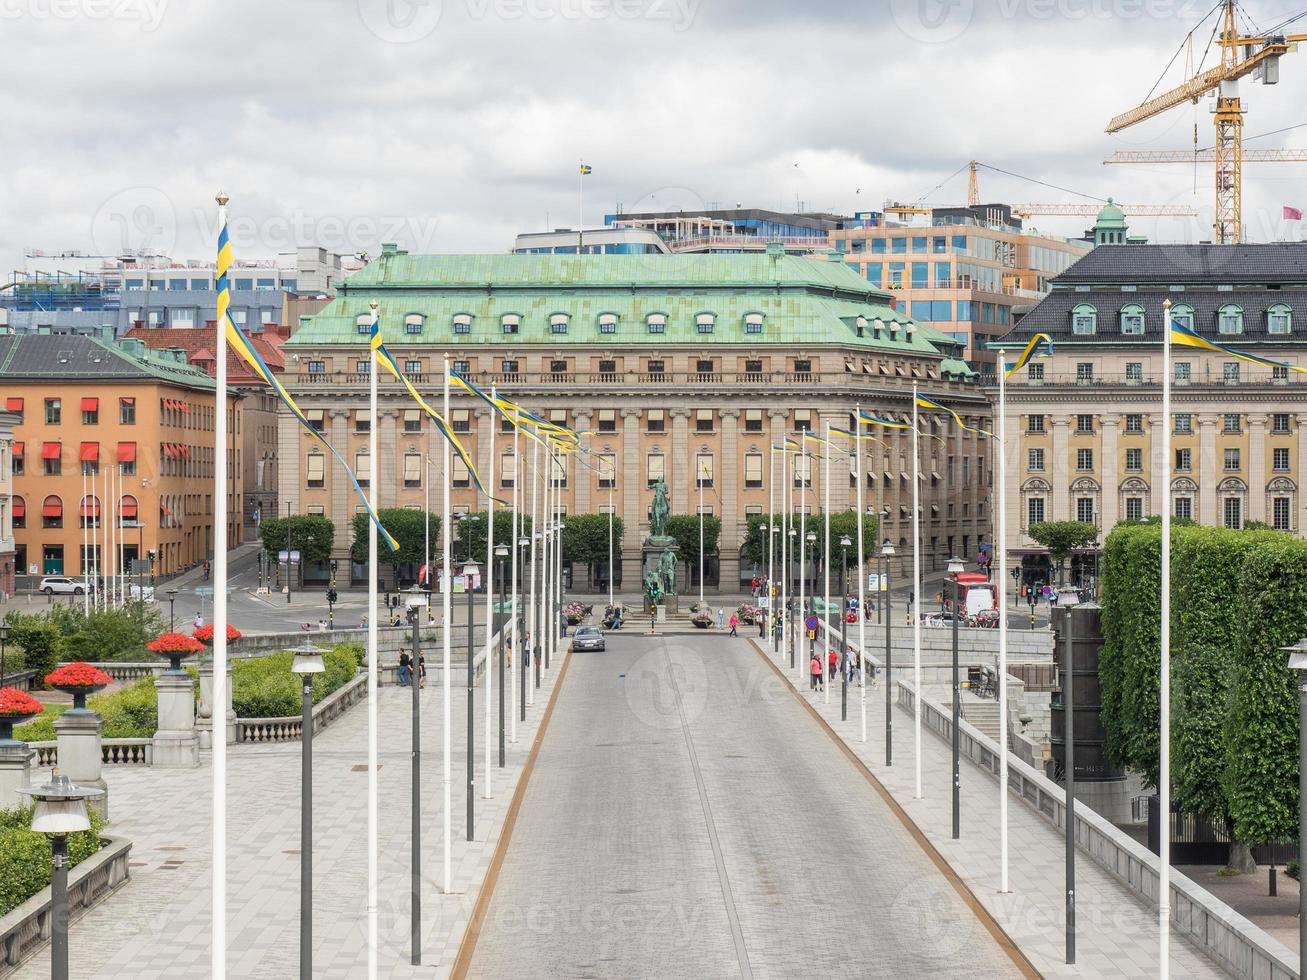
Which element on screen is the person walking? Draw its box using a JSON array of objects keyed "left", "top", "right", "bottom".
[
  {"left": 193, "top": 611, "right": 204, "bottom": 630},
  {"left": 728, "top": 612, "right": 739, "bottom": 637},
  {"left": 809, "top": 652, "right": 822, "bottom": 691},
  {"left": 417, "top": 652, "right": 426, "bottom": 689},
  {"left": 398, "top": 648, "right": 411, "bottom": 687},
  {"left": 716, "top": 607, "right": 725, "bottom": 631},
  {"left": 828, "top": 647, "right": 838, "bottom": 682}
]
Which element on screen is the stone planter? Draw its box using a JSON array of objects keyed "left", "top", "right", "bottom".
[
  {"left": 152, "top": 670, "right": 198, "bottom": 768},
  {"left": 49, "top": 684, "right": 107, "bottom": 711},
  {"left": 0, "top": 712, "right": 37, "bottom": 812}
]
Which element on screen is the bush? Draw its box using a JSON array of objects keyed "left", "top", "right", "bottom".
[
  {"left": 13, "top": 677, "right": 158, "bottom": 742},
  {"left": 48, "top": 604, "right": 166, "bottom": 663},
  {"left": 0, "top": 805, "right": 104, "bottom": 916},
  {"left": 231, "top": 646, "right": 360, "bottom": 718},
  {"left": 2, "top": 613, "right": 63, "bottom": 680}
]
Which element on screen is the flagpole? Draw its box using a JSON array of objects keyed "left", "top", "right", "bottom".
[
  {"left": 441, "top": 355, "right": 453, "bottom": 894},
  {"left": 856, "top": 407, "right": 867, "bottom": 742},
  {"left": 1160, "top": 299, "right": 1173, "bottom": 977},
  {"left": 540, "top": 452, "right": 551, "bottom": 677},
  {"left": 527, "top": 438, "right": 539, "bottom": 706},
  {"left": 99, "top": 468, "right": 106, "bottom": 610},
  {"left": 484, "top": 387, "right": 497, "bottom": 799},
  {"left": 786, "top": 446, "right": 794, "bottom": 676},
  {"left": 554, "top": 454, "right": 564, "bottom": 667},
  {"left": 212, "top": 190, "right": 231, "bottom": 979},
  {"left": 799, "top": 443, "right": 808, "bottom": 687},
  {"left": 607, "top": 456, "right": 614, "bottom": 609},
  {"left": 767, "top": 447, "right": 775, "bottom": 648},
  {"left": 81, "top": 470, "right": 88, "bottom": 614},
  {"left": 823, "top": 425, "right": 831, "bottom": 705},
  {"left": 365, "top": 302, "right": 380, "bottom": 978},
  {"left": 997, "top": 352, "right": 1011, "bottom": 894},
  {"left": 510, "top": 426, "right": 519, "bottom": 744},
  {"left": 578, "top": 162, "right": 584, "bottom": 253},
  {"left": 425, "top": 448, "right": 431, "bottom": 622},
  {"left": 912, "top": 384, "right": 923, "bottom": 799},
  {"left": 698, "top": 459, "right": 705, "bottom": 607}
]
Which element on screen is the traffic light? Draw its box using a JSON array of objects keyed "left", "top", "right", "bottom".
[
  {"left": 326, "top": 588, "right": 338, "bottom": 605},
  {"left": 331, "top": 559, "right": 339, "bottom": 574}
]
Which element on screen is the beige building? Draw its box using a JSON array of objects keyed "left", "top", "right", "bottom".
[
  {"left": 0, "top": 410, "right": 15, "bottom": 596},
  {"left": 280, "top": 250, "right": 995, "bottom": 589},
  {"left": 993, "top": 242, "right": 1307, "bottom": 585}
]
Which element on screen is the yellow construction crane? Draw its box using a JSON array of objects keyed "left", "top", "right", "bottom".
[
  {"left": 1011, "top": 202, "right": 1198, "bottom": 218},
  {"left": 1105, "top": 148, "right": 1307, "bottom": 164},
  {"left": 1105, "top": 0, "right": 1307, "bottom": 244}
]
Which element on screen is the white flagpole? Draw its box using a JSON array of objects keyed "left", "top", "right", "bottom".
[
  {"left": 554, "top": 455, "right": 564, "bottom": 665},
  {"left": 856, "top": 406, "right": 867, "bottom": 742},
  {"left": 99, "top": 468, "right": 106, "bottom": 610},
  {"left": 510, "top": 425, "right": 519, "bottom": 743},
  {"left": 607, "top": 457, "right": 614, "bottom": 610},
  {"left": 912, "top": 384, "right": 923, "bottom": 799},
  {"left": 441, "top": 355, "right": 453, "bottom": 894},
  {"left": 1160, "top": 300, "right": 1173, "bottom": 977},
  {"left": 767, "top": 448, "right": 775, "bottom": 648},
  {"left": 81, "top": 469, "right": 88, "bottom": 614},
  {"left": 997, "top": 352, "right": 1011, "bottom": 894},
  {"left": 365, "top": 303, "right": 380, "bottom": 978},
  {"left": 698, "top": 459, "right": 705, "bottom": 608},
  {"left": 785, "top": 447, "right": 794, "bottom": 678},
  {"left": 484, "top": 387, "right": 497, "bottom": 799},
  {"left": 424, "top": 448, "right": 430, "bottom": 620},
  {"left": 823, "top": 424, "right": 831, "bottom": 705},
  {"left": 540, "top": 451, "right": 551, "bottom": 678},
  {"left": 527, "top": 437, "right": 539, "bottom": 707},
  {"left": 799, "top": 443, "right": 807, "bottom": 688},
  {"left": 212, "top": 191, "right": 231, "bottom": 979}
]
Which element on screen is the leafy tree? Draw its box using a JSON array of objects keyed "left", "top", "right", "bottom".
[
  {"left": 45, "top": 603, "right": 167, "bottom": 663},
  {"left": 560, "top": 513, "right": 623, "bottom": 565},
  {"left": 2, "top": 612, "right": 63, "bottom": 679},
  {"left": 741, "top": 512, "right": 878, "bottom": 567},
  {"left": 1028, "top": 520, "right": 1097, "bottom": 582},
  {"left": 260, "top": 515, "right": 336, "bottom": 564},
  {"left": 454, "top": 511, "right": 535, "bottom": 563},
  {"left": 665, "top": 514, "right": 721, "bottom": 568},
  {"left": 350, "top": 509, "right": 438, "bottom": 564}
]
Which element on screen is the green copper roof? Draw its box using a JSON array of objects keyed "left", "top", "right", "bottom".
[
  {"left": 289, "top": 253, "right": 956, "bottom": 356},
  {"left": 1094, "top": 198, "right": 1127, "bottom": 228}
]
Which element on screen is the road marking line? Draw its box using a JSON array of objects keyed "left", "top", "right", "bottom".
[
  {"left": 449, "top": 646, "right": 573, "bottom": 978},
  {"left": 746, "top": 638, "right": 1041, "bottom": 980}
]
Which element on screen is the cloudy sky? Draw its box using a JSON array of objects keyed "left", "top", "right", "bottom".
[{"left": 3, "top": 0, "right": 1306, "bottom": 270}]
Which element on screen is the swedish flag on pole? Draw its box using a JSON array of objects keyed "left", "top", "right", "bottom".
[
  {"left": 1004, "top": 332, "right": 1053, "bottom": 378},
  {"left": 579, "top": 163, "right": 593, "bottom": 175}
]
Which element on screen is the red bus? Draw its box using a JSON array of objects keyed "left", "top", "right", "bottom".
[{"left": 943, "top": 572, "right": 997, "bottom": 618}]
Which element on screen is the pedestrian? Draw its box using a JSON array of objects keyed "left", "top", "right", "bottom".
[
  {"left": 716, "top": 607, "right": 725, "bottom": 630},
  {"left": 359, "top": 614, "right": 368, "bottom": 629},
  {"left": 203, "top": 560, "right": 210, "bottom": 581},
  {"left": 300, "top": 622, "right": 311, "bottom": 633},
  {"left": 828, "top": 647, "right": 838, "bottom": 681},
  {"left": 417, "top": 652, "right": 426, "bottom": 688},
  {"left": 317, "top": 618, "right": 327, "bottom": 632},
  {"left": 193, "top": 611, "right": 204, "bottom": 630},
  {"left": 398, "top": 648, "right": 411, "bottom": 687},
  {"left": 728, "top": 612, "right": 739, "bottom": 637},
  {"left": 809, "top": 652, "right": 822, "bottom": 691}
]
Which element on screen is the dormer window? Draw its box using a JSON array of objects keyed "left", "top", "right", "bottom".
[
  {"left": 696, "top": 313, "right": 715, "bottom": 335},
  {"left": 356, "top": 313, "right": 373, "bottom": 335},
  {"left": 1268, "top": 303, "right": 1293, "bottom": 335},
  {"left": 1119, "top": 304, "right": 1144, "bottom": 335},
  {"left": 647, "top": 313, "right": 666, "bottom": 335},
  {"left": 744, "top": 313, "right": 764, "bottom": 335},
  {"left": 1218, "top": 304, "right": 1244, "bottom": 335},
  {"left": 1171, "top": 304, "right": 1194, "bottom": 330},
  {"left": 1072, "top": 303, "right": 1097, "bottom": 335},
  {"left": 549, "top": 313, "right": 569, "bottom": 335},
  {"left": 405, "top": 314, "right": 424, "bottom": 335},
  {"left": 501, "top": 314, "right": 520, "bottom": 335},
  {"left": 598, "top": 313, "right": 618, "bottom": 335},
  {"left": 855, "top": 316, "right": 867, "bottom": 338},
  {"left": 452, "top": 314, "right": 472, "bottom": 335}
]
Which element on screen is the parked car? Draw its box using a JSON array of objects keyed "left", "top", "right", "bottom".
[
  {"left": 39, "top": 576, "right": 94, "bottom": 596},
  {"left": 571, "top": 625, "right": 606, "bottom": 652}
]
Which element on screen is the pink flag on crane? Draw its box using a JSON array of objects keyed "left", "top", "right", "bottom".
[{"left": 1285, "top": 205, "right": 1303, "bottom": 221}]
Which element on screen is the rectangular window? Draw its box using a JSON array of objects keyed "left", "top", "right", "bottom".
[
  {"left": 695, "top": 409, "right": 714, "bottom": 433},
  {"left": 1175, "top": 414, "right": 1192, "bottom": 434},
  {"left": 864, "top": 263, "right": 882, "bottom": 286},
  {"left": 695, "top": 453, "right": 714, "bottom": 488},
  {"left": 1223, "top": 362, "right": 1240, "bottom": 383},
  {"left": 1273, "top": 366, "right": 1289, "bottom": 383},
  {"left": 1125, "top": 498, "right": 1143, "bottom": 522},
  {"left": 1076, "top": 448, "right": 1093, "bottom": 471},
  {"left": 1125, "top": 414, "right": 1143, "bottom": 433},
  {"left": 1274, "top": 447, "right": 1290, "bottom": 471},
  {"left": 597, "top": 359, "right": 617, "bottom": 377},
  {"left": 1274, "top": 496, "right": 1292, "bottom": 531},
  {"left": 306, "top": 453, "right": 326, "bottom": 488},
  {"left": 1126, "top": 448, "right": 1142, "bottom": 471},
  {"left": 307, "top": 360, "right": 326, "bottom": 374},
  {"left": 1224, "top": 448, "right": 1240, "bottom": 471},
  {"left": 450, "top": 454, "right": 470, "bottom": 488},
  {"left": 404, "top": 360, "right": 422, "bottom": 375},
  {"left": 354, "top": 409, "right": 370, "bottom": 433},
  {"left": 1027, "top": 414, "right": 1045, "bottom": 434},
  {"left": 744, "top": 453, "right": 763, "bottom": 488},
  {"left": 403, "top": 408, "right": 422, "bottom": 433},
  {"left": 912, "top": 236, "right": 927, "bottom": 253},
  {"left": 1076, "top": 414, "right": 1094, "bottom": 434},
  {"left": 119, "top": 398, "right": 136, "bottom": 424},
  {"left": 1027, "top": 448, "right": 1044, "bottom": 471},
  {"left": 794, "top": 409, "right": 813, "bottom": 433},
  {"left": 744, "top": 409, "right": 763, "bottom": 433},
  {"left": 695, "top": 358, "right": 714, "bottom": 374},
  {"left": 647, "top": 359, "right": 665, "bottom": 375},
  {"left": 1125, "top": 362, "right": 1142, "bottom": 383},
  {"left": 1222, "top": 413, "right": 1241, "bottom": 434},
  {"left": 451, "top": 410, "right": 470, "bottom": 433},
  {"left": 647, "top": 409, "right": 665, "bottom": 433},
  {"left": 501, "top": 359, "right": 519, "bottom": 377},
  {"left": 355, "top": 360, "right": 370, "bottom": 376},
  {"left": 646, "top": 453, "right": 665, "bottom": 486},
  {"left": 1224, "top": 496, "right": 1242, "bottom": 529},
  {"left": 1076, "top": 497, "right": 1095, "bottom": 523},
  {"left": 1174, "top": 362, "right": 1191, "bottom": 383},
  {"left": 1076, "top": 363, "right": 1094, "bottom": 384},
  {"left": 1027, "top": 497, "right": 1045, "bottom": 526},
  {"left": 1274, "top": 413, "right": 1292, "bottom": 433},
  {"left": 1175, "top": 448, "right": 1191, "bottom": 471},
  {"left": 304, "top": 408, "right": 325, "bottom": 432},
  {"left": 45, "top": 398, "right": 61, "bottom": 424},
  {"left": 911, "top": 262, "right": 928, "bottom": 287},
  {"left": 502, "top": 450, "right": 519, "bottom": 487},
  {"left": 1174, "top": 497, "right": 1192, "bottom": 520},
  {"left": 355, "top": 452, "right": 372, "bottom": 486},
  {"left": 403, "top": 454, "right": 422, "bottom": 488},
  {"left": 597, "top": 408, "right": 617, "bottom": 432}
]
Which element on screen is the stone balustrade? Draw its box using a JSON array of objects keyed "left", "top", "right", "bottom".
[
  {"left": 26, "top": 739, "right": 154, "bottom": 768},
  {"left": 0, "top": 836, "right": 132, "bottom": 978},
  {"left": 0, "top": 669, "right": 37, "bottom": 692},
  {"left": 235, "top": 673, "right": 367, "bottom": 743}
]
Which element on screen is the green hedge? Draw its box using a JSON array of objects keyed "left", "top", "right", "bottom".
[
  {"left": 231, "top": 645, "right": 361, "bottom": 718},
  {"left": 14, "top": 677, "right": 159, "bottom": 742},
  {"left": 0, "top": 806, "right": 105, "bottom": 916}
]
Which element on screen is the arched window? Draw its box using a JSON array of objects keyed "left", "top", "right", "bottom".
[
  {"left": 1218, "top": 304, "right": 1244, "bottom": 335},
  {"left": 598, "top": 313, "right": 618, "bottom": 335},
  {"left": 646, "top": 313, "right": 666, "bottom": 335},
  {"left": 744, "top": 313, "right": 764, "bottom": 335},
  {"left": 80, "top": 494, "right": 101, "bottom": 529},
  {"left": 501, "top": 314, "right": 520, "bottom": 335},
  {"left": 696, "top": 313, "right": 716, "bottom": 335},
  {"left": 42, "top": 494, "right": 63, "bottom": 528},
  {"left": 1119, "top": 304, "right": 1145, "bottom": 335},
  {"left": 1268, "top": 303, "right": 1293, "bottom": 335},
  {"left": 11, "top": 495, "right": 25, "bottom": 529},
  {"left": 355, "top": 313, "right": 373, "bottom": 335},
  {"left": 1071, "top": 303, "right": 1097, "bottom": 335},
  {"left": 549, "top": 313, "right": 569, "bottom": 335},
  {"left": 117, "top": 494, "right": 138, "bottom": 525},
  {"left": 1170, "top": 304, "right": 1195, "bottom": 330},
  {"left": 452, "top": 314, "right": 473, "bottom": 335},
  {"left": 405, "top": 313, "right": 425, "bottom": 335}
]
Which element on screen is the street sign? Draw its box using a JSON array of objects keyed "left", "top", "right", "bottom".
[
  {"left": 805, "top": 614, "right": 819, "bottom": 631},
  {"left": 278, "top": 550, "right": 302, "bottom": 564},
  {"left": 130, "top": 559, "right": 151, "bottom": 573},
  {"left": 867, "top": 573, "right": 879, "bottom": 591},
  {"left": 758, "top": 596, "right": 770, "bottom": 609}
]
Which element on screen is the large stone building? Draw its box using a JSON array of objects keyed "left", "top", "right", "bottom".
[
  {"left": 0, "top": 334, "right": 243, "bottom": 585},
  {"left": 281, "top": 248, "right": 995, "bottom": 589},
  {"left": 993, "top": 242, "right": 1307, "bottom": 585},
  {"left": 0, "top": 410, "right": 15, "bottom": 597}
]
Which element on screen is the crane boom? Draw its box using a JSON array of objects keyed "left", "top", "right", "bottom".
[
  {"left": 1105, "top": 148, "right": 1307, "bottom": 164},
  {"left": 1011, "top": 203, "right": 1197, "bottom": 217}
]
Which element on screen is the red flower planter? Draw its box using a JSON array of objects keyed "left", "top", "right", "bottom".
[
  {"left": 0, "top": 687, "right": 43, "bottom": 742},
  {"left": 147, "top": 632, "right": 205, "bottom": 671},
  {"left": 191, "top": 624, "right": 242, "bottom": 644},
  {"left": 46, "top": 663, "right": 113, "bottom": 710}
]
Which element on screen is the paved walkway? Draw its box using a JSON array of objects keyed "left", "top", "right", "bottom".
[
  {"left": 755, "top": 637, "right": 1229, "bottom": 979},
  {"left": 463, "top": 633, "right": 1027, "bottom": 978},
  {"left": 13, "top": 648, "right": 566, "bottom": 979}
]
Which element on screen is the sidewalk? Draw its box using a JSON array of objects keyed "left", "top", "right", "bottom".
[
  {"left": 13, "top": 648, "right": 568, "bottom": 979},
  {"left": 749, "top": 638, "right": 1227, "bottom": 980}
]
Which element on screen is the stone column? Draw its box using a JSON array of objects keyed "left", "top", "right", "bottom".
[
  {"left": 1051, "top": 416, "right": 1070, "bottom": 521},
  {"left": 719, "top": 409, "right": 740, "bottom": 590},
  {"left": 0, "top": 738, "right": 33, "bottom": 812},
  {"left": 669, "top": 409, "right": 691, "bottom": 515},
  {"left": 197, "top": 659, "right": 236, "bottom": 748},
  {"left": 152, "top": 668, "right": 199, "bottom": 768},
  {"left": 621, "top": 409, "right": 642, "bottom": 563},
  {"left": 1248, "top": 413, "right": 1267, "bottom": 523},
  {"left": 573, "top": 410, "right": 594, "bottom": 514},
  {"left": 378, "top": 409, "right": 400, "bottom": 509},
  {"left": 1100, "top": 416, "right": 1120, "bottom": 530},
  {"left": 1198, "top": 415, "right": 1218, "bottom": 525},
  {"left": 53, "top": 707, "right": 108, "bottom": 818},
  {"left": 278, "top": 410, "right": 300, "bottom": 515},
  {"left": 329, "top": 409, "right": 350, "bottom": 556}
]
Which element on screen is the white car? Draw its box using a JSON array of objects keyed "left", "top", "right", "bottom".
[{"left": 39, "top": 576, "right": 95, "bottom": 596}]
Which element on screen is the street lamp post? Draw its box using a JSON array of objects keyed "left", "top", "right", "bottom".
[
  {"left": 947, "top": 556, "right": 964, "bottom": 840},
  {"left": 1283, "top": 637, "right": 1307, "bottom": 974},
  {"left": 518, "top": 537, "right": 530, "bottom": 724},
  {"left": 18, "top": 773, "right": 99, "bottom": 980},
  {"left": 288, "top": 639, "right": 326, "bottom": 978},
  {"left": 400, "top": 585, "right": 426, "bottom": 964},
  {"left": 286, "top": 501, "right": 293, "bottom": 606},
  {"left": 758, "top": 524, "right": 769, "bottom": 639},
  {"left": 839, "top": 534, "right": 851, "bottom": 721},
  {"left": 1059, "top": 595, "right": 1084, "bottom": 966},
  {"left": 787, "top": 527, "right": 796, "bottom": 669},
  {"left": 464, "top": 558, "right": 480, "bottom": 841},
  {"left": 805, "top": 530, "right": 817, "bottom": 666},
  {"left": 770, "top": 526, "right": 781, "bottom": 652},
  {"left": 0, "top": 623, "right": 8, "bottom": 682},
  {"left": 165, "top": 588, "right": 178, "bottom": 632},
  {"left": 882, "top": 540, "right": 896, "bottom": 766},
  {"left": 494, "top": 543, "right": 509, "bottom": 768},
  {"left": 878, "top": 508, "right": 889, "bottom": 624}
]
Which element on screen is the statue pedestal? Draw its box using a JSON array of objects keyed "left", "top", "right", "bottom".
[{"left": 642, "top": 538, "right": 680, "bottom": 615}]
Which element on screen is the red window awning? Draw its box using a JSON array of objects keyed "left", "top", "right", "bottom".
[
  {"left": 41, "top": 442, "right": 60, "bottom": 460},
  {"left": 180, "top": 445, "right": 192, "bottom": 458},
  {"left": 11, "top": 498, "right": 24, "bottom": 520},
  {"left": 80, "top": 497, "right": 100, "bottom": 518},
  {"left": 80, "top": 397, "right": 98, "bottom": 412},
  {"left": 12, "top": 442, "right": 22, "bottom": 459},
  {"left": 180, "top": 403, "right": 191, "bottom": 413},
  {"left": 117, "top": 442, "right": 136, "bottom": 463},
  {"left": 79, "top": 442, "right": 99, "bottom": 462},
  {"left": 42, "top": 498, "right": 62, "bottom": 519},
  {"left": 118, "top": 498, "right": 138, "bottom": 520},
  {"left": 162, "top": 444, "right": 174, "bottom": 458},
  {"left": 5, "top": 397, "right": 22, "bottom": 412},
  {"left": 160, "top": 502, "right": 172, "bottom": 517},
  {"left": 120, "top": 396, "right": 135, "bottom": 406}
]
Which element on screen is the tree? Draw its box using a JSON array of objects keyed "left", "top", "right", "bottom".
[
  {"left": 2, "top": 611, "right": 64, "bottom": 678},
  {"left": 741, "top": 512, "right": 878, "bottom": 567},
  {"left": 560, "top": 514, "right": 622, "bottom": 565},
  {"left": 454, "top": 511, "right": 534, "bottom": 562},
  {"left": 665, "top": 514, "right": 721, "bottom": 569},
  {"left": 350, "top": 509, "right": 438, "bottom": 564},
  {"left": 260, "top": 515, "right": 336, "bottom": 564},
  {"left": 1028, "top": 520, "right": 1097, "bottom": 582}
]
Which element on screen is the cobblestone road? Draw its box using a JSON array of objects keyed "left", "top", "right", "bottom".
[{"left": 464, "top": 632, "right": 1023, "bottom": 979}]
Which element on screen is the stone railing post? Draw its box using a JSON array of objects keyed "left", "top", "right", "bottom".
[
  {"left": 0, "top": 737, "right": 34, "bottom": 811},
  {"left": 53, "top": 705, "right": 109, "bottom": 818},
  {"left": 197, "top": 659, "right": 236, "bottom": 748},
  {"left": 152, "top": 668, "right": 199, "bottom": 768}
]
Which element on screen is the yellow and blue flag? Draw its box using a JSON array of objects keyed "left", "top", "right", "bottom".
[
  {"left": 217, "top": 212, "right": 397, "bottom": 551},
  {"left": 579, "top": 163, "right": 593, "bottom": 176},
  {"left": 857, "top": 411, "right": 910, "bottom": 430},
  {"left": 1004, "top": 332, "right": 1053, "bottom": 378},
  {"left": 1171, "top": 320, "right": 1307, "bottom": 375},
  {"left": 830, "top": 425, "right": 888, "bottom": 449},
  {"left": 914, "top": 393, "right": 994, "bottom": 438}
]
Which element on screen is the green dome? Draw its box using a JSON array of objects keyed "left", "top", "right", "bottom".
[{"left": 1095, "top": 197, "right": 1127, "bottom": 228}]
